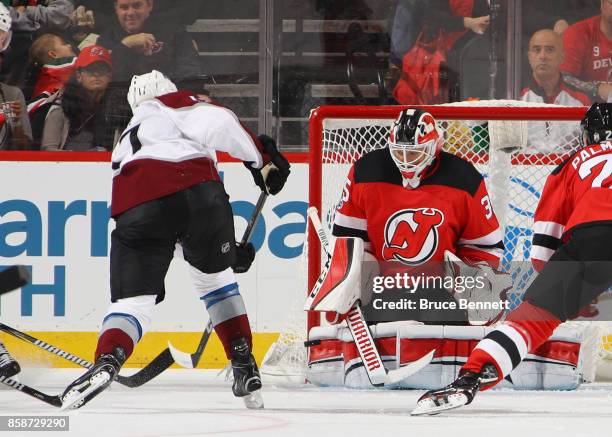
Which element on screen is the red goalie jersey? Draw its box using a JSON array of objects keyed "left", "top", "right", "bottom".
[
  {"left": 332, "top": 149, "right": 504, "bottom": 267},
  {"left": 531, "top": 142, "right": 612, "bottom": 271}
]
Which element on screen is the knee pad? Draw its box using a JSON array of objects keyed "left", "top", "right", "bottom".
[
  {"left": 189, "top": 266, "right": 247, "bottom": 325},
  {"left": 103, "top": 295, "right": 156, "bottom": 343}
]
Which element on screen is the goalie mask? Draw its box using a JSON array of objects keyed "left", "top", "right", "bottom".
[
  {"left": 388, "top": 109, "right": 443, "bottom": 189},
  {"left": 580, "top": 103, "right": 612, "bottom": 147}
]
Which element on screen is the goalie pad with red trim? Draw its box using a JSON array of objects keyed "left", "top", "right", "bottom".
[
  {"left": 306, "top": 322, "right": 596, "bottom": 390},
  {"left": 305, "top": 238, "right": 379, "bottom": 318}
]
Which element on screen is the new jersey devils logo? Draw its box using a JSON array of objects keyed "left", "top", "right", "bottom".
[{"left": 382, "top": 208, "right": 444, "bottom": 265}]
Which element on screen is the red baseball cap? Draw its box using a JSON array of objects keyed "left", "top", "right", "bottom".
[{"left": 75, "top": 45, "right": 112, "bottom": 69}]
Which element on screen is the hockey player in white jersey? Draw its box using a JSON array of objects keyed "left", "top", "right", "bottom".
[{"left": 61, "top": 70, "right": 290, "bottom": 410}]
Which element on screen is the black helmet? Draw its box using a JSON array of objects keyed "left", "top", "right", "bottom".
[{"left": 580, "top": 103, "right": 612, "bottom": 146}]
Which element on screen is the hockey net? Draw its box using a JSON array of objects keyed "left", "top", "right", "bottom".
[{"left": 261, "top": 100, "right": 612, "bottom": 383}]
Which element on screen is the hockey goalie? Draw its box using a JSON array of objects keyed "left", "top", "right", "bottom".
[{"left": 303, "top": 108, "right": 593, "bottom": 391}]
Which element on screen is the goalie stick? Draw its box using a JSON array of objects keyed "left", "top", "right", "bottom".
[
  {"left": 168, "top": 192, "right": 268, "bottom": 368},
  {"left": 306, "top": 207, "right": 435, "bottom": 386}
]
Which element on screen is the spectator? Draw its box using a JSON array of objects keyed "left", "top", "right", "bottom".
[
  {"left": 28, "top": 33, "right": 76, "bottom": 100},
  {"left": 388, "top": 0, "right": 490, "bottom": 102},
  {"left": 0, "top": 2, "right": 32, "bottom": 150},
  {"left": 8, "top": 0, "right": 73, "bottom": 32},
  {"left": 561, "top": 0, "right": 612, "bottom": 102},
  {"left": 1, "top": 1, "right": 74, "bottom": 88},
  {"left": 389, "top": 0, "right": 490, "bottom": 69},
  {"left": 521, "top": 29, "right": 590, "bottom": 153},
  {"left": 97, "top": 0, "right": 202, "bottom": 88},
  {"left": 40, "top": 45, "right": 113, "bottom": 151}
]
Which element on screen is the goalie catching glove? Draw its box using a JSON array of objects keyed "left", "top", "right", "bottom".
[{"left": 246, "top": 135, "right": 291, "bottom": 195}]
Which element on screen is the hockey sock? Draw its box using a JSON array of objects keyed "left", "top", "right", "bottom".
[
  {"left": 95, "top": 312, "right": 145, "bottom": 360},
  {"left": 462, "top": 301, "right": 561, "bottom": 387},
  {"left": 214, "top": 315, "right": 252, "bottom": 359},
  {"left": 196, "top": 276, "right": 252, "bottom": 359}
]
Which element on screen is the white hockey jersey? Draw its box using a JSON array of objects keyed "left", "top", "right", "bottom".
[{"left": 111, "top": 91, "right": 265, "bottom": 216}]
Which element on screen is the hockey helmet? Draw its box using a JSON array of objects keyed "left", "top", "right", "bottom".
[
  {"left": 388, "top": 108, "right": 443, "bottom": 188},
  {"left": 127, "top": 70, "right": 177, "bottom": 112},
  {"left": 580, "top": 103, "right": 612, "bottom": 146},
  {"left": 0, "top": 3, "right": 12, "bottom": 52}
]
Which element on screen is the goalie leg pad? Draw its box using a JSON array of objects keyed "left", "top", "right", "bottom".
[
  {"left": 306, "top": 238, "right": 379, "bottom": 317},
  {"left": 307, "top": 322, "right": 586, "bottom": 390}
]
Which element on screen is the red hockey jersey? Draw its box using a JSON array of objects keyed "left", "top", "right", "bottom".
[
  {"left": 561, "top": 15, "right": 612, "bottom": 83},
  {"left": 531, "top": 142, "right": 612, "bottom": 270},
  {"left": 332, "top": 149, "right": 503, "bottom": 267}
]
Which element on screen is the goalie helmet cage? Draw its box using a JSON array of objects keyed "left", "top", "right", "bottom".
[{"left": 261, "top": 100, "right": 612, "bottom": 383}]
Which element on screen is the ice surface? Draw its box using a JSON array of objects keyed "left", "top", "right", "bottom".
[{"left": 1, "top": 369, "right": 611, "bottom": 437}]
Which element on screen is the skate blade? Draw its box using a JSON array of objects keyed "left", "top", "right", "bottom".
[
  {"left": 411, "top": 393, "right": 469, "bottom": 416},
  {"left": 61, "top": 371, "right": 111, "bottom": 411},
  {"left": 243, "top": 390, "right": 264, "bottom": 409}
]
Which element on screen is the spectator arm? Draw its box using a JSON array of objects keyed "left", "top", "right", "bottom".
[
  {"left": 425, "top": 0, "right": 466, "bottom": 34},
  {"left": 10, "top": 0, "right": 74, "bottom": 32},
  {"left": 40, "top": 106, "right": 68, "bottom": 151},
  {"left": 562, "top": 72, "right": 599, "bottom": 99}
]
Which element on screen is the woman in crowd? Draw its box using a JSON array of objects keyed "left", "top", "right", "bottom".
[{"left": 41, "top": 45, "right": 113, "bottom": 151}]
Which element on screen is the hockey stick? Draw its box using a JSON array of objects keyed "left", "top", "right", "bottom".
[
  {"left": 306, "top": 207, "right": 435, "bottom": 386},
  {"left": 0, "top": 323, "right": 94, "bottom": 369},
  {"left": 0, "top": 321, "right": 181, "bottom": 389},
  {"left": 0, "top": 265, "right": 30, "bottom": 296},
  {"left": 168, "top": 192, "right": 268, "bottom": 369},
  {"left": 0, "top": 375, "right": 62, "bottom": 408}
]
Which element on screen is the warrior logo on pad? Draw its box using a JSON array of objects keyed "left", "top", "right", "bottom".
[{"left": 382, "top": 208, "right": 444, "bottom": 265}]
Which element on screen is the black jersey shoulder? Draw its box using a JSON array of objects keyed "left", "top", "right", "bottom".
[
  {"left": 353, "top": 149, "right": 482, "bottom": 196},
  {"left": 353, "top": 148, "right": 403, "bottom": 185},
  {"left": 420, "top": 152, "right": 483, "bottom": 196}
]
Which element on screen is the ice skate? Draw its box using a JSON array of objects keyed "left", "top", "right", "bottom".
[
  {"left": 0, "top": 342, "right": 20, "bottom": 379},
  {"left": 61, "top": 347, "right": 126, "bottom": 410},
  {"left": 230, "top": 338, "right": 263, "bottom": 409},
  {"left": 411, "top": 363, "right": 498, "bottom": 416}
]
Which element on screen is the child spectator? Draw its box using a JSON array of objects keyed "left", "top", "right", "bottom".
[{"left": 28, "top": 33, "right": 76, "bottom": 100}]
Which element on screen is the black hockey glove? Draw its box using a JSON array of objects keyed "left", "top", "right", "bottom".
[
  {"left": 245, "top": 135, "right": 291, "bottom": 195},
  {"left": 232, "top": 242, "right": 256, "bottom": 274}
]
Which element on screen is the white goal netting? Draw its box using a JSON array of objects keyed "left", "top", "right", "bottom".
[{"left": 262, "top": 100, "right": 612, "bottom": 383}]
